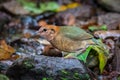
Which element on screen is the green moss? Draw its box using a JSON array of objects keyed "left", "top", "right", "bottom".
[
  {"left": 42, "top": 78, "right": 47, "bottom": 80},
  {"left": 83, "top": 74, "right": 90, "bottom": 80},
  {"left": 0, "top": 74, "right": 9, "bottom": 80},
  {"left": 42, "top": 77, "right": 53, "bottom": 80},
  {"left": 61, "top": 70, "right": 68, "bottom": 74},
  {"left": 22, "top": 58, "right": 34, "bottom": 69},
  {"left": 58, "top": 70, "right": 91, "bottom": 80},
  {"left": 73, "top": 73, "right": 80, "bottom": 79},
  {"left": 60, "top": 77, "right": 68, "bottom": 80},
  {"left": 117, "top": 76, "right": 120, "bottom": 80}
]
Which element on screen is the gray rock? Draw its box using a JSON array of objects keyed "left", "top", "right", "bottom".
[
  {"left": 96, "top": 0, "right": 120, "bottom": 12},
  {"left": 6, "top": 55, "right": 94, "bottom": 80}
]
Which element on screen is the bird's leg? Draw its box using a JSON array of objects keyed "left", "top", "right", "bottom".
[
  {"left": 63, "top": 49, "right": 85, "bottom": 58},
  {"left": 64, "top": 52, "right": 77, "bottom": 58},
  {"left": 62, "top": 51, "right": 70, "bottom": 57}
]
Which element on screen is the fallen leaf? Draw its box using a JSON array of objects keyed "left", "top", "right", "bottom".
[
  {"left": 80, "top": 18, "right": 97, "bottom": 30},
  {"left": 2, "top": 0, "right": 29, "bottom": 15},
  {"left": 89, "top": 25, "right": 107, "bottom": 32},
  {"left": 93, "top": 45, "right": 108, "bottom": 73},
  {"left": 57, "top": 2, "right": 80, "bottom": 12},
  {"left": 77, "top": 46, "right": 92, "bottom": 62},
  {"left": 56, "top": 5, "right": 67, "bottom": 12},
  {"left": 94, "top": 30, "right": 120, "bottom": 39},
  {"left": 18, "top": 0, "right": 59, "bottom": 14},
  {"left": 23, "top": 32, "right": 32, "bottom": 38},
  {"left": 66, "top": 2, "right": 80, "bottom": 9},
  {"left": 0, "top": 40, "right": 15, "bottom": 60}
]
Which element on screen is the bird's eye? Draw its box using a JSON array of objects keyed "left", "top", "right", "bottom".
[{"left": 43, "top": 28, "right": 47, "bottom": 32}]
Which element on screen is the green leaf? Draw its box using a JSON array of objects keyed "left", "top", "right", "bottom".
[
  {"left": 89, "top": 25, "right": 107, "bottom": 31},
  {"left": 88, "top": 26, "right": 98, "bottom": 31},
  {"left": 92, "top": 45, "right": 108, "bottom": 73},
  {"left": 42, "top": 78, "right": 47, "bottom": 80},
  {"left": 98, "top": 51, "right": 107, "bottom": 73},
  {"left": 41, "top": 2, "right": 59, "bottom": 11},
  {"left": 100, "top": 25, "right": 107, "bottom": 30},
  {"left": 77, "top": 46, "right": 92, "bottom": 62},
  {"left": 17, "top": 0, "right": 59, "bottom": 14},
  {"left": 24, "top": 6, "right": 43, "bottom": 14}
]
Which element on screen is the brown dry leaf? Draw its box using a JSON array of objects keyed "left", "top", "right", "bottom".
[
  {"left": 2, "top": 0, "right": 29, "bottom": 15},
  {"left": 38, "top": 20, "right": 47, "bottom": 27},
  {"left": 105, "top": 39, "right": 115, "bottom": 50},
  {"left": 23, "top": 33, "right": 32, "bottom": 38},
  {"left": 0, "top": 40, "right": 15, "bottom": 60},
  {"left": 80, "top": 19, "right": 98, "bottom": 30},
  {"left": 94, "top": 30, "right": 120, "bottom": 39},
  {"left": 62, "top": 13, "right": 76, "bottom": 26}
]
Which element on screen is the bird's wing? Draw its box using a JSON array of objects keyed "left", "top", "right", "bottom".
[{"left": 60, "top": 26, "right": 93, "bottom": 41}]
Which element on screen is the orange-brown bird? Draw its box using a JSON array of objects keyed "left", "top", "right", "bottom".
[{"left": 36, "top": 24, "right": 95, "bottom": 55}]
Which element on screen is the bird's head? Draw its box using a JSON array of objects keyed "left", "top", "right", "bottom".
[{"left": 36, "top": 24, "right": 60, "bottom": 41}]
